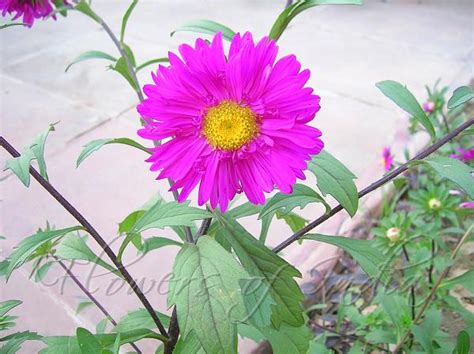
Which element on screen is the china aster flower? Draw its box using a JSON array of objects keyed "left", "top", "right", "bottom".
[
  {"left": 422, "top": 100, "right": 435, "bottom": 113},
  {"left": 381, "top": 147, "right": 394, "bottom": 171},
  {"left": 137, "top": 32, "right": 323, "bottom": 212},
  {"left": 459, "top": 201, "right": 474, "bottom": 209},
  {"left": 450, "top": 147, "right": 474, "bottom": 162},
  {"left": 0, "top": 0, "right": 64, "bottom": 27}
]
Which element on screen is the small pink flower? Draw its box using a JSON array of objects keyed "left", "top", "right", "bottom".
[
  {"left": 381, "top": 147, "right": 394, "bottom": 171},
  {"left": 138, "top": 32, "right": 323, "bottom": 212},
  {"left": 450, "top": 147, "right": 474, "bottom": 162},
  {"left": 422, "top": 101, "right": 435, "bottom": 113},
  {"left": 459, "top": 201, "right": 474, "bottom": 209},
  {"left": 0, "top": 0, "right": 66, "bottom": 27}
]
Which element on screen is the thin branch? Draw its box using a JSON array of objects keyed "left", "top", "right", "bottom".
[
  {"left": 164, "top": 306, "right": 180, "bottom": 354},
  {"left": 401, "top": 246, "right": 416, "bottom": 322},
  {"left": 195, "top": 217, "right": 212, "bottom": 241},
  {"left": 392, "top": 224, "right": 473, "bottom": 353},
  {"left": 54, "top": 256, "right": 142, "bottom": 354},
  {"left": 0, "top": 136, "right": 168, "bottom": 339},
  {"left": 272, "top": 118, "right": 474, "bottom": 253}
]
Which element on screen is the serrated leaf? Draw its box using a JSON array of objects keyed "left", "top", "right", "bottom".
[
  {"left": 240, "top": 278, "right": 275, "bottom": 328},
  {"left": 6, "top": 226, "right": 83, "bottom": 279},
  {"left": 275, "top": 210, "right": 307, "bottom": 233},
  {"left": 171, "top": 19, "right": 236, "bottom": 41},
  {"left": 120, "top": 0, "right": 138, "bottom": 43},
  {"left": 168, "top": 236, "right": 247, "bottom": 354},
  {"left": 55, "top": 234, "right": 118, "bottom": 275},
  {"left": 0, "top": 300, "right": 22, "bottom": 317},
  {"left": 376, "top": 80, "right": 435, "bottom": 139},
  {"left": 416, "top": 156, "right": 474, "bottom": 199},
  {"left": 136, "top": 58, "right": 169, "bottom": 72},
  {"left": 76, "top": 328, "right": 102, "bottom": 354},
  {"left": 212, "top": 212, "right": 305, "bottom": 328},
  {"left": 76, "top": 138, "right": 149, "bottom": 167},
  {"left": 448, "top": 86, "right": 474, "bottom": 109},
  {"left": 308, "top": 151, "right": 358, "bottom": 216},
  {"left": 304, "top": 234, "right": 390, "bottom": 283},
  {"left": 131, "top": 199, "right": 211, "bottom": 232},
  {"left": 114, "top": 309, "right": 170, "bottom": 333},
  {"left": 269, "top": 0, "right": 362, "bottom": 41},
  {"left": 259, "top": 184, "right": 328, "bottom": 219},
  {"left": 40, "top": 329, "right": 166, "bottom": 354},
  {"left": 65, "top": 51, "right": 116, "bottom": 72},
  {"left": 262, "top": 324, "right": 312, "bottom": 354}
]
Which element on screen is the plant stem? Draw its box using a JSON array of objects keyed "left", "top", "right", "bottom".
[
  {"left": 401, "top": 246, "right": 416, "bottom": 322},
  {"left": 164, "top": 307, "right": 180, "bottom": 354},
  {"left": 391, "top": 224, "right": 473, "bottom": 353},
  {"left": 0, "top": 136, "right": 168, "bottom": 339},
  {"left": 428, "top": 239, "right": 435, "bottom": 286},
  {"left": 54, "top": 256, "right": 142, "bottom": 354},
  {"left": 272, "top": 118, "right": 474, "bottom": 253},
  {"left": 195, "top": 217, "right": 212, "bottom": 241}
]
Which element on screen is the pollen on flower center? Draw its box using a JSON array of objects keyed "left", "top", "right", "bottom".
[{"left": 203, "top": 100, "right": 259, "bottom": 151}]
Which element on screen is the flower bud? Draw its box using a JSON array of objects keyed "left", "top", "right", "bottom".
[
  {"left": 423, "top": 100, "right": 435, "bottom": 113},
  {"left": 386, "top": 227, "right": 401, "bottom": 243},
  {"left": 428, "top": 198, "right": 441, "bottom": 210}
]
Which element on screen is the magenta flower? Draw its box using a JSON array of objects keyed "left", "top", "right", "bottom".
[
  {"left": 0, "top": 0, "right": 64, "bottom": 27},
  {"left": 137, "top": 32, "right": 323, "bottom": 212},
  {"left": 381, "top": 147, "right": 394, "bottom": 171},
  {"left": 459, "top": 201, "right": 474, "bottom": 209},
  {"left": 422, "top": 100, "right": 435, "bottom": 113},
  {"left": 450, "top": 147, "right": 474, "bottom": 162}
]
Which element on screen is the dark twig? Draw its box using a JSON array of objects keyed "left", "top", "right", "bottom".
[
  {"left": 272, "top": 118, "right": 474, "bottom": 253},
  {"left": 54, "top": 256, "right": 142, "bottom": 354},
  {"left": 428, "top": 239, "right": 435, "bottom": 286},
  {"left": 195, "top": 217, "right": 212, "bottom": 241},
  {"left": 164, "top": 307, "right": 180, "bottom": 354},
  {"left": 401, "top": 246, "right": 416, "bottom": 322},
  {"left": 0, "top": 136, "right": 168, "bottom": 338}
]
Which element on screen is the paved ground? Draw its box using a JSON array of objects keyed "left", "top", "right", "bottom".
[{"left": 0, "top": 0, "right": 472, "bottom": 352}]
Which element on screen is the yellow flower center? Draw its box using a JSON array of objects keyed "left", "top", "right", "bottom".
[{"left": 203, "top": 101, "right": 259, "bottom": 151}]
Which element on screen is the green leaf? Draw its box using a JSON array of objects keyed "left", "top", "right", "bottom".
[
  {"left": 379, "top": 293, "right": 411, "bottom": 339},
  {"left": 121, "top": 43, "right": 136, "bottom": 67},
  {"left": 453, "top": 330, "right": 470, "bottom": 354},
  {"left": 6, "top": 226, "right": 83, "bottom": 279},
  {"left": 142, "top": 237, "right": 182, "bottom": 253},
  {"left": 131, "top": 199, "right": 212, "bottom": 233},
  {"left": 417, "top": 156, "right": 474, "bottom": 199},
  {"left": 275, "top": 211, "right": 308, "bottom": 233},
  {"left": 441, "top": 269, "right": 474, "bottom": 293},
  {"left": 112, "top": 333, "right": 120, "bottom": 354},
  {"left": 171, "top": 19, "right": 236, "bottom": 41},
  {"left": 40, "top": 329, "right": 166, "bottom": 354},
  {"left": 304, "top": 234, "right": 390, "bottom": 283},
  {"left": 74, "top": 0, "right": 100, "bottom": 22},
  {"left": 76, "top": 138, "right": 149, "bottom": 167},
  {"left": 136, "top": 58, "right": 169, "bottom": 72},
  {"left": 412, "top": 309, "right": 442, "bottom": 354},
  {"left": 168, "top": 236, "right": 247, "bottom": 354},
  {"left": 4, "top": 123, "right": 56, "bottom": 186},
  {"left": 55, "top": 234, "right": 118, "bottom": 275},
  {"left": 0, "top": 300, "right": 22, "bottom": 317},
  {"left": 65, "top": 51, "right": 116, "bottom": 72},
  {"left": 269, "top": 0, "right": 362, "bottom": 41},
  {"left": 76, "top": 301, "right": 94, "bottom": 315},
  {"left": 0, "top": 331, "right": 42, "bottom": 354},
  {"left": 120, "top": 0, "right": 138, "bottom": 43},
  {"left": 76, "top": 328, "right": 102, "bottom": 354},
  {"left": 0, "top": 23, "right": 28, "bottom": 30},
  {"left": 212, "top": 212, "right": 305, "bottom": 328},
  {"left": 308, "top": 151, "right": 358, "bottom": 216},
  {"left": 173, "top": 331, "right": 204, "bottom": 354},
  {"left": 119, "top": 210, "right": 145, "bottom": 233},
  {"left": 5, "top": 149, "right": 34, "bottom": 187},
  {"left": 448, "top": 86, "right": 474, "bottom": 110},
  {"left": 34, "top": 261, "right": 54, "bottom": 282},
  {"left": 110, "top": 57, "right": 139, "bottom": 91},
  {"left": 239, "top": 278, "right": 275, "bottom": 328},
  {"left": 376, "top": 80, "right": 435, "bottom": 139},
  {"left": 262, "top": 324, "right": 312, "bottom": 354},
  {"left": 259, "top": 184, "right": 328, "bottom": 219},
  {"left": 114, "top": 309, "right": 170, "bottom": 333}
]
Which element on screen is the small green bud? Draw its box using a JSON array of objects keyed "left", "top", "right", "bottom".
[
  {"left": 428, "top": 198, "right": 441, "bottom": 210},
  {"left": 386, "top": 227, "right": 400, "bottom": 243}
]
